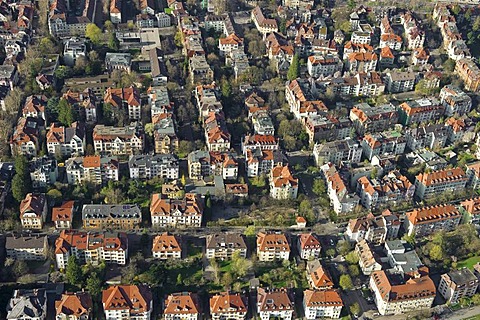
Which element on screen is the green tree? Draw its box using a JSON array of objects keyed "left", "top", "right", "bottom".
[
  {"left": 471, "top": 294, "right": 480, "bottom": 305},
  {"left": 174, "top": 30, "right": 184, "bottom": 48},
  {"left": 12, "top": 260, "right": 29, "bottom": 278},
  {"left": 443, "top": 59, "right": 456, "bottom": 73},
  {"left": 12, "top": 156, "right": 31, "bottom": 202},
  {"left": 58, "top": 98, "right": 76, "bottom": 126},
  {"left": 231, "top": 251, "right": 252, "bottom": 277},
  {"left": 345, "top": 251, "right": 359, "bottom": 265},
  {"left": 339, "top": 274, "right": 353, "bottom": 290},
  {"left": 86, "top": 272, "right": 102, "bottom": 297},
  {"left": 326, "top": 248, "right": 336, "bottom": 257},
  {"left": 47, "top": 188, "right": 63, "bottom": 205},
  {"left": 336, "top": 240, "right": 351, "bottom": 256},
  {"left": 348, "top": 264, "right": 360, "bottom": 277},
  {"left": 429, "top": 244, "right": 444, "bottom": 261},
  {"left": 85, "top": 23, "right": 102, "bottom": 45},
  {"left": 221, "top": 76, "right": 232, "bottom": 98},
  {"left": 349, "top": 302, "right": 361, "bottom": 316},
  {"left": 312, "top": 179, "right": 326, "bottom": 195},
  {"left": 244, "top": 225, "right": 256, "bottom": 237},
  {"left": 287, "top": 54, "right": 300, "bottom": 81},
  {"left": 54, "top": 65, "right": 72, "bottom": 80},
  {"left": 66, "top": 256, "right": 83, "bottom": 285},
  {"left": 108, "top": 32, "right": 119, "bottom": 51}
]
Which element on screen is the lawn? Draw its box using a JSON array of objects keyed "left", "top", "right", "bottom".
[
  {"left": 457, "top": 256, "right": 480, "bottom": 270},
  {"left": 465, "top": 316, "right": 480, "bottom": 320}
]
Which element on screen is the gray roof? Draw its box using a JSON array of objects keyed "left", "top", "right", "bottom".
[
  {"left": 5, "top": 235, "right": 47, "bottom": 250},
  {"left": 129, "top": 154, "right": 178, "bottom": 168},
  {"left": 447, "top": 268, "right": 478, "bottom": 285},
  {"left": 82, "top": 204, "right": 141, "bottom": 220},
  {"left": 188, "top": 150, "right": 210, "bottom": 163},
  {"left": 7, "top": 289, "right": 46, "bottom": 319},
  {"left": 206, "top": 233, "right": 247, "bottom": 249},
  {"left": 105, "top": 52, "right": 132, "bottom": 67},
  {"left": 387, "top": 70, "right": 415, "bottom": 81}
]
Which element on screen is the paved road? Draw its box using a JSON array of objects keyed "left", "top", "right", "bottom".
[{"left": 441, "top": 305, "right": 480, "bottom": 320}]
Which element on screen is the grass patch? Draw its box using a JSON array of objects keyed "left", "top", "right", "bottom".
[
  {"left": 457, "top": 256, "right": 480, "bottom": 270},
  {"left": 465, "top": 316, "right": 480, "bottom": 320},
  {"left": 219, "top": 260, "right": 232, "bottom": 273}
]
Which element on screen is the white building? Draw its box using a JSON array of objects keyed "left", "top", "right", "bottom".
[
  {"left": 257, "top": 288, "right": 293, "bottom": 320},
  {"left": 128, "top": 154, "right": 179, "bottom": 180},
  {"left": 102, "top": 285, "right": 152, "bottom": 320},
  {"left": 206, "top": 233, "right": 247, "bottom": 260},
  {"left": 150, "top": 193, "right": 203, "bottom": 228},
  {"left": 152, "top": 233, "right": 182, "bottom": 259},
  {"left": 269, "top": 165, "right": 298, "bottom": 200},
  {"left": 257, "top": 232, "right": 290, "bottom": 262},
  {"left": 297, "top": 233, "right": 321, "bottom": 260},
  {"left": 5, "top": 235, "right": 48, "bottom": 261},
  {"left": 303, "top": 289, "right": 343, "bottom": 319}
]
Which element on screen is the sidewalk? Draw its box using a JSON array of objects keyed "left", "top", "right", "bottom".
[{"left": 441, "top": 305, "right": 480, "bottom": 320}]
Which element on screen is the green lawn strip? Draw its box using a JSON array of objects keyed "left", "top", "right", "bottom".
[{"left": 457, "top": 256, "right": 480, "bottom": 270}]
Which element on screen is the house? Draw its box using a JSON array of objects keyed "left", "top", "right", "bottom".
[
  {"left": 22, "top": 95, "right": 47, "bottom": 123},
  {"left": 0, "top": 65, "right": 19, "bottom": 90},
  {"left": 52, "top": 201, "right": 75, "bottom": 229},
  {"left": 219, "top": 33, "right": 243, "bottom": 55},
  {"left": 189, "top": 55, "right": 214, "bottom": 85},
  {"left": 297, "top": 233, "right": 321, "bottom": 260},
  {"left": 251, "top": 6, "right": 278, "bottom": 35},
  {"left": 129, "top": 154, "right": 179, "bottom": 180},
  {"left": 194, "top": 83, "right": 223, "bottom": 119},
  {"left": 29, "top": 157, "right": 58, "bottom": 189},
  {"left": 110, "top": 0, "right": 122, "bottom": 23},
  {"left": 321, "top": 72, "right": 385, "bottom": 97},
  {"left": 105, "top": 53, "right": 131, "bottom": 74},
  {"left": 459, "top": 197, "right": 480, "bottom": 226},
  {"left": 102, "top": 285, "right": 152, "bottom": 320},
  {"left": 187, "top": 151, "right": 238, "bottom": 180},
  {"left": 164, "top": 292, "right": 201, "bottom": 320},
  {"left": 149, "top": 85, "right": 173, "bottom": 117},
  {"left": 66, "top": 156, "right": 119, "bottom": 185},
  {"left": 82, "top": 204, "right": 141, "bottom": 230},
  {"left": 405, "top": 204, "right": 462, "bottom": 237},
  {"left": 405, "top": 124, "right": 448, "bottom": 151},
  {"left": 5, "top": 235, "right": 48, "bottom": 261},
  {"left": 303, "top": 289, "right": 343, "bottom": 320},
  {"left": 20, "top": 193, "right": 47, "bottom": 230},
  {"left": 445, "top": 117, "right": 473, "bottom": 144},
  {"left": 257, "top": 288, "right": 293, "bottom": 320},
  {"left": 246, "top": 149, "right": 286, "bottom": 178},
  {"left": 412, "top": 47, "right": 429, "bottom": 66},
  {"left": 285, "top": 79, "right": 327, "bottom": 120},
  {"left": 356, "top": 239, "right": 382, "bottom": 275},
  {"left": 63, "top": 37, "right": 87, "bottom": 67},
  {"left": 152, "top": 233, "right": 182, "bottom": 259},
  {"left": 401, "top": 12, "right": 425, "bottom": 49},
  {"left": 150, "top": 193, "right": 203, "bottom": 228},
  {"left": 307, "top": 54, "right": 343, "bottom": 78},
  {"left": 398, "top": 98, "right": 445, "bottom": 126},
  {"left": 269, "top": 165, "right": 298, "bottom": 200},
  {"left": 10, "top": 117, "right": 41, "bottom": 156},
  {"left": 7, "top": 289, "right": 47, "bottom": 320},
  {"left": 225, "top": 183, "right": 249, "bottom": 198},
  {"left": 152, "top": 113, "right": 178, "bottom": 154},
  {"left": 303, "top": 114, "right": 351, "bottom": 144},
  {"left": 265, "top": 32, "right": 294, "bottom": 73},
  {"left": 306, "top": 260, "right": 334, "bottom": 289},
  {"left": 455, "top": 58, "right": 480, "bottom": 92},
  {"left": 347, "top": 211, "right": 401, "bottom": 244},
  {"left": 380, "top": 33, "right": 402, "bottom": 51},
  {"left": 361, "top": 131, "right": 406, "bottom": 161},
  {"left": 349, "top": 102, "right": 398, "bottom": 135},
  {"left": 242, "top": 134, "right": 279, "bottom": 155},
  {"left": 385, "top": 70, "right": 416, "bottom": 93},
  {"left": 252, "top": 111, "right": 275, "bottom": 136},
  {"left": 346, "top": 52, "right": 378, "bottom": 73},
  {"left": 93, "top": 125, "right": 144, "bottom": 155},
  {"left": 313, "top": 139, "right": 362, "bottom": 166},
  {"left": 204, "top": 112, "right": 231, "bottom": 152},
  {"left": 62, "top": 89, "right": 98, "bottom": 122},
  {"left": 466, "top": 163, "right": 480, "bottom": 190},
  {"left": 46, "top": 122, "right": 85, "bottom": 157},
  {"left": 206, "top": 233, "right": 247, "bottom": 260},
  {"left": 55, "top": 292, "right": 92, "bottom": 320},
  {"left": 156, "top": 12, "right": 171, "bottom": 27},
  {"left": 439, "top": 269, "right": 479, "bottom": 304},
  {"left": 55, "top": 230, "right": 128, "bottom": 268},
  {"left": 322, "top": 163, "right": 360, "bottom": 214},
  {"left": 210, "top": 292, "right": 247, "bottom": 320},
  {"left": 104, "top": 87, "right": 141, "bottom": 120},
  {"left": 370, "top": 270, "right": 435, "bottom": 315},
  {"left": 379, "top": 46, "right": 395, "bottom": 66},
  {"left": 439, "top": 85, "right": 472, "bottom": 116},
  {"left": 414, "top": 167, "right": 467, "bottom": 199},
  {"left": 257, "top": 232, "right": 290, "bottom": 261}
]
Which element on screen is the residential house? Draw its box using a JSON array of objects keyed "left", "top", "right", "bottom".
[
  {"left": 303, "top": 114, "right": 351, "bottom": 144},
  {"left": 242, "top": 134, "right": 279, "bottom": 155},
  {"left": 412, "top": 47, "right": 429, "bottom": 66},
  {"left": 439, "top": 269, "right": 479, "bottom": 304},
  {"left": 347, "top": 211, "right": 401, "bottom": 244},
  {"left": 245, "top": 149, "right": 286, "bottom": 178},
  {"left": 149, "top": 86, "right": 173, "bottom": 117},
  {"left": 385, "top": 71, "right": 415, "bottom": 93},
  {"left": 20, "top": 193, "right": 47, "bottom": 230},
  {"left": 257, "top": 232, "right": 290, "bottom": 262},
  {"left": 459, "top": 197, "right": 480, "bottom": 226},
  {"left": 320, "top": 72, "right": 385, "bottom": 97},
  {"left": 405, "top": 124, "right": 448, "bottom": 151},
  {"left": 62, "top": 89, "right": 98, "bottom": 122},
  {"left": 52, "top": 201, "right": 75, "bottom": 229},
  {"left": 63, "top": 37, "right": 86, "bottom": 67},
  {"left": 129, "top": 154, "right": 179, "bottom": 180},
  {"left": 10, "top": 117, "right": 41, "bottom": 156},
  {"left": 398, "top": 98, "right": 445, "bottom": 125},
  {"left": 164, "top": 292, "right": 200, "bottom": 320},
  {"left": 105, "top": 53, "right": 132, "bottom": 73},
  {"left": 225, "top": 183, "right": 249, "bottom": 198},
  {"left": 93, "top": 125, "right": 144, "bottom": 155},
  {"left": 285, "top": 79, "right": 327, "bottom": 120},
  {"left": 104, "top": 87, "right": 141, "bottom": 120},
  {"left": 55, "top": 292, "right": 92, "bottom": 320},
  {"left": 303, "top": 289, "right": 343, "bottom": 320},
  {"left": 346, "top": 52, "right": 378, "bottom": 73},
  {"left": 55, "top": 230, "right": 128, "bottom": 268},
  {"left": 251, "top": 6, "right": 278, "bottom": 35},
  {"left": 379, "top": 47, "right": 395, "bottom": 66},
  {"left": 152, "top": 113, "right": 178, "bottom": 154},
  {"left": 297, "top": 233, "right": 321, "bottom": 260},
  {"left": 46, "top": 122, "right": 85, "bottom": 157},
  {"left": 7, "top": 289, "right": 47, "bottom": 320},
  {"left": 189, "top": 55, "right": 214, "bottom": 85},
  {"left": 356, "top": 239, "right": 382, "bottom": 275},
  {"left": 322, "top": 163, "right": 360, "bottom": 214},
  {"left": 361, "top": 131, "right": 406, "bottom": 161},
  {"left": 414, "top": 167, "right": 467, "bottom": 199},
  {"left": 5, "top": 235, "right": 48, "bottom": 261},
  {"left": 269, "top": 165, "right": 298, "bottom": 200},
  {"left": 455, "top": 58, "right": 480, "bottom": 92},
  {"left": 210, "top": 292, "right": 247, "bottom": 320},
  {"left": 445, "top": 117, "right": 473, "bottom": 144},
  {"left": 152, "top": 233, "right": 182, "bottom": 259},
  {"left": 349, "top": 103, "right": 398, "bottom": 135},
  {"left": 82, "top": 204, "right": 142, "bottom": 230},
  {"left": 252, "top": 111, "right": 275, "bottom": 136},
  {"left": 306, "top": 260, "right": 334, "bottom": 289},
  {"left": 257, "top": 288, "right": 293, "bottom": 320},
  {"left": 440, "top": 85, "right": 472, "bottom": 116},
  {"left": 466, "top": 163, "right": 480, "bottom": 190},
  {"left": 204, "top": 112, "right": 231, "bottom": 152},
  {"left": 265, "top": 32, "right": 294, "bottom": 74},
  {"left": 29, "top": 157, "right": 58, "bottom": 189},
  {"left": 66, "top": 156, "right": 119, "bottom": 185},
  {"left": 307, "top": 54, "right": 343, "bottom": 78},
  {"left": 206, "top": 233, "right": 247, "bottom": 260},
  {"left": 102, "top": 285, "right": 152, "bottom": 320},
  {"left": 22, "top": 95, "right": 47, "bottom": 123},
  {"left": 401, "top": 12, "right": 425, "bottom": 49},
  {"left": 380, "top": 33, "right": 402, "bottom": 51},
  {"left": 405, "top": 204, "right": 462, "bottom": 237},
  {"left": 110, "top": 0, "right": 122, "bottom": 23},
  {"left": 194, "top": 83, "right": 223, "bottom": 119},
  {"left": 219, "top": 33, "right": 243, "bottom": 55},
  {"left": 187, "top": 151, "right": 237, "bottom": 180},
  {"left": 0, "top": 65, "right": 19, "bottom": 90},
  {"left": 150, "top": 193, "right": 203, "bottom": 228},
  {"left": 313, "top": 139, "right": 362, "bottom": 166}
]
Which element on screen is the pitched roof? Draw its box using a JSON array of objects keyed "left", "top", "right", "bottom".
[
  {"left": 307, "top": 260, "right": 334, "bottom": 288},
  {"left": 102, "top": 285, "right": 152, "bottom": 313},
  {"left": 415, "top": 167, "right": 466, "bottom": 187},
  {"left": 371, "top": 270, "right": 435, "bottom": 303},
  {"left": 271, "top": 165, "right": 298, "bottom": 188},
  {"left": 55, "top": 292, "right": 92, "bottom": 317},
  {"left": 406, "top": 204, "right": 461, "bottom": 225},
  {"left": 52, "top": 201, "right": 75, "bottom": 222},
  {"left": 206, "top": 233, "right": 247, "bottom": 250},
  {"left": 152, "top": 233, "right": 181, "bottom": 253},
  {"left": 303, "top": 289, "right": 343, "bottom": 307},
  {"left": 20, "top": 193, "right": 46, "bottom": 218},
  {"left": 298, "top": 233, "right": 321, "bottom": 250},
  {"left": 150, "top": 193, "right": 203, "bottom": 217},
  {"left": 164, "top": 292, "right": 200, "bottom": 315},
  {"left": 210, "top": 292, "right": 247, "bottom": 315},
  {"left": 257, "top": 288, "right": 293, "bottom": 312},
  {"left": 257, "top": 232, "right": 290, "bottom": 252}
]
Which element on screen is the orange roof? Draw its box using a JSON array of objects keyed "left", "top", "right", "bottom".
[
  {"left": 271, "top": 165, "right": 298, "bottom": 188},
  {"left": 399, "top": 101, "right": 444, "bottom": 116},
  {"left": 164, "top": 292, "right": 200, "bottom": 315},
  {"left": 55, "top": 292, "right": 92, "bottom": 317},
  {"left": 243, "top": 134, "right": 277, "bottom": 146},
  {"left": 257, "top": 288, "right": 292, "bottom": 312},
  {"left": 299, "top": 233, "right": 321, "bottom": 250},
  {"left": 309, "top": 262, "right": 334, "bottom": 288},
  {"left": 467, "top": 162, "right": 480, "bottom": 179},
  {"left": 414, "top": 47, "right": 429, "bottom": 60},
  {"left": 52, "top": 201, "right": 75, "bottom": 222},
  {"left": 20, "top": 193, "right": 45, "bottom": 217},
  {"left": 415, "top": 167, "right": 466, "bottom": 187},
  {"left": 381, "top": 33, "right": 402, "bottom": 42},
  {"left": 152, "top": 233, "right": 181, "bottom": 253},
  {"left": 55, "top": 230, "right": 127, "bottom": 254},
  {"left": 257, "top": 232, "right": 290, "bottom": 252},
  {"left": 380, "top": 46, "right": 394, "bottom": 59},
  {"left": 110, "top": 0, "right": 121, "bottom": 13},
  {"left": 210, "top": 292, "right": 247, "bottom": 315},
  {"left": 219, "top": 33, "right": 243, "bottom": 46},
  {"left": 104, "top": 87, "right": 140, "bottom": 107},
  {"left": 304, "top": 289, "right": 343, "bottom": 307},
  {"left": 102, "top": 285, "right": 152, "bottom": 313},
  {"left": 83, "top": 156, "right": 101, "bottom": 168},
  {"left": 150, "top": 193, "right": 203, "bottom": 217},
  {"left": 460, "top": 197, "right": 480, "bottom": 215},
  {"left": 406, "top": 204, "right": 461, "bottom": 225},
  {"left": 348, "top": 52, "right": 377, "bottom": 62},
  {"left": 22, "top": 95, "right": 47, "bottom": 115},
  {"left": 445, "top": 117, "right": 465, "bottom": 132}
]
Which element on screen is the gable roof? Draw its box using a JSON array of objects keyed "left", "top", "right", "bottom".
[
  {"left": 164, "top": 292, "right": 200, "bottom": 315},
  {"left": 102, "top": 285, "right": 152, "bottom": 313},
  {"left": 210, "top": 292, "right": 247, "bottom": 315}
]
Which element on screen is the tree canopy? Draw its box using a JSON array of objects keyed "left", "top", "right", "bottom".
[{"left": 287, "top": 54, "right": 300, "bottom": 81}]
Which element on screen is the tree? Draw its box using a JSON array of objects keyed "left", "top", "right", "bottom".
[
  {"left": 244, "top": 225, "right": 256, "bottom": 237},
  {"left": 58, "top": 98, "right": 76, "bottom": 126},
  {"left": 339, "top": 274, "right": 353, "bottom": 290},
  {"left": 174, "top": 30, "right": 184, "bottom": 48},
  {"left": 443, "top": 59, "right": 456, "bottom": 73},
  {"left": 349, "top": 302, "right": 361, "bottom": 316},
  {"left": 178, "top": 140, "right": 194, "bottom": 156},
  {"left": 66, "top": 256, "right": 83, "bottom": 285},
  {"left": 221, "top": 272, "right": 233, "bottom": 289},
  {"left": 370, "top": 167, "right": 378, "bottom": 180},
  {"left": 86, "top": 272, "right": 102, "bottom": 297},
  {"left": 345, "top": 251, "right": 359, "bottom": 265},
  {"left": 4, "top": 88, "right": 24, "bottom": 114},
  {"left": 336, "top": 240, "right": 352, "bottom": 256},
  {"left": 12, "top": 156, "right": 31, "bottom": 202},
  {"left": 47, "top": 189, "right": 63, "bottom": 205},
  {"left": 12, "top": 260, "right": 29, "bottom": 278},
  {"left": 287, "top": 54, "right": 300, "bottom": 81},
  {"left": 85, "top": 23, "right": 102, "bottom": 45},
  {"left": 312, "top": 179, "right": 326, "bottom": 196},
  {"left": 348, "top": 264, "right": 360, "bottom": 277},
  {"left": 326, "top": 248, "right": 336, "bottom": 257},
  {"left": 471, "top": 294, "right": 480, "bottom": 305},
  {"left": 54, "top": 65, "right": 72, "bottom": 80},
  {"left": 144, "top": 123, "right": 154, "bottom": 137},
  {"left": 108, "top": 32, "right": 119, "bottom": 51},
  {"left": 176, "top": 273, "right": 183, "bottom": 285},
  {"left": 231, "top": 251, "right": 252, "bottom": 277},
  {"left": 221, "top": 76, "right": 232, "bottom": 98},
  {"left": 429, "top": 244, "right": 444, "bottom": 261}
]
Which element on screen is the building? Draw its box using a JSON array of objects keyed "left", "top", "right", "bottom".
[
  {"left": 385, "top": 71, "right": 416, "bottom": 93},
  {"left": 152, "top": 113, "right": 178, "bottom": 154},
  {"left": 164, "top": 292, "right": 201, "bottom": 320},
  {"left": 152, "top": 233, "right": 182, "bottom": 259},
  {"left": 219, "top": 33, "right": 244, "bottom": 55},
  {"left": 5, "top": 235, "right": 48, "bottom": 261},
  {"left": 204, "top": 112, "right": 231, "bottom": 152},
  {"left": 110, "top": 0, "right": 122, "bottom": 23},
  {"left": 62, "top": 89, "right": 97, "bottom": 122},
  {"left": 405, "top": 124, "right": 448, "bottom": 151},
  {"left": 347, "top": 211, "right": 401, "bottom": 244},
  {"left": 349, "top": 103, "right": 398, "bottom": 135},
  {"left": 306, "top": 260, "right": 334, "bottom": 289},
  {"left": 440, "top": 85, "right": 472, "bottom": 116},
  {"left": 20, "top": 193, "right": 47, "bottom": 230},
  {"left": 414, "top": 167, "right": 467, "bottom": 199},
  {"left": 52, "top": 201, "right": 75, "bottom": 229},
  {"left": 150, "top": 193, "right": 203, "bottom": 228},
  {"left": 303, "top": 114, "right": 351, "bottom": 144},
  {"left": 29, "top": 157, "right": 58, "bottom": 189},
  {"left": 206, "top": 233, "right": 247, "bottom": 260},
  {"left": 455, "top": 58, "right": 480, "bottom": 92},
  {"left": 63, "top": 37, "right": 86, "bottom": 66},
  {"left": 55, "top": 292, "right": 92, "bottom": 320},
  {"left": 439, "top": 269, "right": 479, "bottom": 304},
  {"left": 0, "top": 65, "right": 19, "bottom": 90},
  {"left": 46, "top": 122, "right": 85, "bottom": 157},
  {"left": 10, "top": 117, "right": 41, "bottom": 156},
  {"left": 297, "top": 233, "right": 321, "bottom": 260},
  {"left": 257, "top": 288, "right": 293, "bottom": 320},
  {"left": 242, "top": 134, "right": 279, "bottom": 155},
  {"left": 245, "top": 149, "right": 286, "bottom": 178},
  {"left": 370, "top": 270, "right": 435, "bottom": 315},
  {"left": 346, "top": 52, "right": 378, "bottom": 73},
  {"left": 7, "top": 289, "right": 47, "bottom": 320},
  {"left": 405, "top": 204, "right": 462, "bottom": 237},
  {"left": 307, "top": 54, "right": 343, "bottom": 78},
  {"left": 22, "top": 95, "right": 47, "bottom": 123},
  {"left": 356, "top": 239, "right": 382, "bottom": 275},
  {"left": 303, "top": 289, "right": 343, "bottom": 320},
  {"left": 66, "top": 156, "right": 119, "bottom": 185},
  {"left": 251, "top": 6, "right": 278, "bottom": 35},
  {"left": 322, "top": 163, "right": 360, "bottom": 214},
  {"left": 460, "top": 197, "right": 480, "bottom": 226},
  {"left": 104, "top": 87, "right": 141, "bottom": 120},
  {"left": 82, "top": 204, "right": 142, "bottom": 230},
  {"left": 105, "top": 53, "right": 132, "bottom": 73},
  {"left": 313, "top": 139, "right": 362, "bottom": 166},
  {"left": 398, "top": 98, "right": 445, "bottom": 126},
  {"left": 269, "top": 165, "right": 298, "bottom": 200},
  {"left": 210, "top": 292, "right": 247, "bottom": 320},
  {"left": 93, "top": 125, "right": 144, "bottom": 155},
  {"left": 257, "top": 232, "right": 290, "bottom": 261},
  {"left": 55, "top": 230, "right": 128, "bottom": 269},
  {"left": 102, "top": 285, "right": 152, "bottom": 320},
  {"left": 129, "top": 154, "right": 179, "bottom": 180},
  {"left": 189, "top": 55, "right": 214, "bottom": 85}
]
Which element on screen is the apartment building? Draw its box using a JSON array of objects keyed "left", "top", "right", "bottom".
[
  {"left": 405, "top": 204, "right": 462, "bottom": 237},
  {"left": 322, "top": 163, "right": 360, "bottom": 214},
  {"left": 206, "top": 233, "right": 247, "bottom": 260},
  {"left": 303, "top": 114, "right": 351, "bottom": 144},
  {"left": 346, "top": 52, "right": 378, "bottom": 73},
  {"left": 398, "top": 98, "right": 445, "bottom": 125},
  {"left": 252, "top": 111, "right": 275, "bottom": 136},
  {"left": 29, "top": 157, "right": 58, "bottom": 189},
  {"left": 204, "top": 112, "right": 231, "bottom": 152},
  {"left": 7, "top": 289, "right": 47, "bottom": 320},
  {"left": 55, "top": 291, "right": 92, "bottom": 320},
  {"left": 10, "top": 117, "right": 41, "bottom": 156},
  {"left": 313, "top": 138, "right": 362, "bottom": 166},
  {"left": 189, "top": 55, "right": 214, "bottom": 85},
  {"left": 385, "top": 71, "right": 415, "bottom": 93},
  {"left": 62, "top": 89, "right": 97, "bottom": 122},
  {"left": 152, "top": 113, "right": 179, "bottom": 154},
  {"left": 356, "top": 239, "right": 382, "bottom": 275},
  {"left": 306, "top": 259, "right": 334, "bottom": 289},
  {"left": 22, "top": 95, "right": 47, "bottom": 123},
  {"left": 257, "top": 288, "right": 293, "bottom": 320},
  {"left": 55, "top": 230, "right": 128, "bottom": 269},
  {"left": 20, "top": 193, "right": 47, "bottom": 230},
  {"left": 152, "top": 233, "right": 182, "bottom": 259},
  {"left": 187, "top": 151, "right": 238, "bottom": 180},
  {"left": 285, "top": 79, "right": 327, "bottom": 120},
  {"left": 129, "top": 154, "right": 179, "bottom": 180},
  {"left": 210, "top": 292, "right": 247, "bottom": 320},
  {"left": 63, "top": 37, "right": 87, "bottom": 66},
  {"left": 349, "top": 103, "right": 398, "bottom": 135},
  {"left": 440, "top": 85, "right": 472, "bottom": 116},
  {"left": 246, "top": 149, "right": 286, "bottom": 178},
  {"left": 269, "top": 165, "right": 298, "bottom": 200},
  {"left": 105, "top": 53, "right": 132, "bottom": 73},
  {"left": 82, "top": 204, "right": 142, "bottom": 230},
  {"left": 405, "top": 124, "right": 448, "bottom": 151},
  {"left": 242, "top": 134, "right": 279, "bottom": 155},
  {"left": 6, "top": 235, "right": 48, "bottom": 261},
  {"left": 361, "top": 132, "right": 406, "bottom": 161},
  {"left": 150, "top": 193, "right": 203, "bottom": 228},
  {"left": 251, "top": 6, "right": 278, "bottom": 35},
  {"left": 455, "top": 58, "right": 480, "bottom": 92},
  {"left": 104, "top": 87, "right": 141, "bottom": 120},
  {"left": 414, "top": 167, "right": 467, "bottom": 199},
  {"left": 257, "top": 232, "right": 290, "bottom": 261},
  {"left": 102, "top": 285, "right": 152, "bottom": 320},
  {"left": 303, "top": 289, "right": 343, "bottom": 320},
  {"left": 46, "top": 122, "right": 85, "bottom": 157},
  {"left": 93, "top": 125, "right": 144, "bottom": 155},
  {"left": 66, "top": 156, "right": 119, "bottom": 185},
  {"left": 307, "top": 54, "right": 343, "bottom": 77},
  {"left": 297, "top": 233, "right": 321, "bottom": 260},
  {"left": 401, "top": 12, "right": 425, "bottom": 49},
  {"left": 52, "top": 201, "right": 75, "bottom": 229},
  {"left": 439, "top": 269, "right": 479, "bottom": 304},
  {"left": 459, "top": 197, "right": 480, "bottom": 226},
  {"left": 164, "top": 292, "right": 201, "bottom": 320},
  {"left": 219, "top": 33, "right": 244, "bottom": 55},
  {"left": 347, "top": 211, "right": 401, "bottom": 244},
  {"left": 148, "top": 85, "right": 173, "bottom": 117}
]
